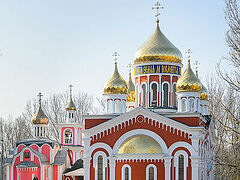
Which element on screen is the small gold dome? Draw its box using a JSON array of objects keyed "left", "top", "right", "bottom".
[
  {"left": 200, "top": 84, "right": 208, "bottom": 100},
  {"left": 103, "top": 62, "right": 127, "bottom": 95},
  {"left": 32, "top": 105, "right": 48, "bottom": 125},
  {"left": 176, "top": 60, "right": 202, "bottom": 92},
  {"left": 118, "top": 135, "right": 162, "bottom": 154},
  {"left": 65, "top": 96, "right": 76, "bottom": 110},
  {"left": 127, "top": 72, "right": 135, "bottom": 102},
  {"left": 134, "top": 23, "right": 182, "bottom": 65}
]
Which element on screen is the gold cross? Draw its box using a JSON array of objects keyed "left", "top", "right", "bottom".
[
  {"left": 185, "top": 49, "right": 192, "bottom": 62},
  {"left": 152, "top": 1, "right": 164, "bottom": 23},
  {"left": 127, "top": 63, "right": 132, "bottom": 73},
  {"left": 69, "top": 84, "right": 73, "bottom": 97},
  {"left": 112, "top": 52, "right": 120, "bottom": 63},
  {"left": 194, "top": 60, "right": 200, "bottom": 77},
  {"left": 37, "top": 92, "right": 43, "bottom": 105}
]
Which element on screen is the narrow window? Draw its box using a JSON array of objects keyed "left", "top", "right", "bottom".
[
  {"left": 64, "top": 129, "right": 73, "bottom": 144},
  {"left": 182, "top": 99, "right": 186, "bottom": 112},
  {"left": 173, "top": 84, "right": 177, "bottom": 107},
  {"left": 190, "top": 99, "right": 194, "bottom": 112},
  {"left": 149, "top": 167, "right": 154, "bottom": 180},
  {"left": 72, "top": 113, "right": 74, "bottom": 118},
  {"left": 69, "top": 113, "right": 71, "bottom": 118},
  {"left": 98, "top": 156, "right": 103, "bottom": 180},
  {"left": 163, "top": 83, "right": 169, "bottom": 107},
  {"left": 141, "top": 84, "right": 146, "bottom": 106},
  {"left": 124, "top": 167, "right": 129, "bottom": 180},
  {"left": 179, "top": 155, "right": 184, "bottom": 180},
  {"left": 151, "top": 83, "right": 157, "bottom": 107}
]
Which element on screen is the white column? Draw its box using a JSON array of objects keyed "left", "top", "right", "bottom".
[
  {"left": 190, "top": 157, "right": 200, "bottom": 180},
  {"left": 164, "top": 156, "right": 172, "bottom": 180},
  {"left": 83, "top": 157, "right": 91, "bottom": 180},
  {"left": 106, "top": 100, "right": 109, "bottom": 113},
  {"left": 112, "top": 101, "right": 115, "bottom": 113},
  {"left": 186, "top": 98, "right": 190, "bottom": 112},
  {"left": 109, "top": 157, "right": 117, "bottom": 180}
]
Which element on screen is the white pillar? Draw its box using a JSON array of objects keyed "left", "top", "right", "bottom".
[
  {"left": 83, "top": 157, "right": 91, "bottom": 180},
  {"left": 112, "top": 101, "right": 115, "bottom": 113},
  {"left": 191, "top": 157, "right": 200, "bottom": 180},
  {"left": 109, "top": 157, "right": 117, "bottom": 180},
  {"left": 164, "top": 157, "right": 172, "bottom": 180}
]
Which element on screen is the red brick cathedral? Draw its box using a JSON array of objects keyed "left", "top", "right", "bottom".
[
  {"left": 83, "top": 4, "right": 215, "bottom": 180},
  {"left": 5, "top": 2, "right": 215, "bottom": 180}
]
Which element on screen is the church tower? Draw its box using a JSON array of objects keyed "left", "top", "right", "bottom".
[
  {"left": 133, "top": 4, "right": 182, "bottom": 110},
  {"left": 127, "top": 64, "right": 135, "bottom": 111},
  {"left": 65, "top": 84, "right": 77, "bottom": 123},
  {"left": 103, "top": 52, "right": 128, "bottom": 114},
  {"left": 31, "top": 92, "right": 49, "bottom": 137}
]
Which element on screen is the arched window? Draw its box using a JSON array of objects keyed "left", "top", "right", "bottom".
[
  {"left": 115, "top": 100, "right": 121, "bottom": 113},
  {"left": 141, "top": 84, "right": 147, "bottom": 107},
  {"left": 149, "top": 167, "right": 154, "bottom": 180},
  {"left": 182, "top": 99, "right": 186, "bottom": 112},
  {"left": 146, "top": 164, "right": 157, "bottom": 180},
  {"left": 98, "top": 156, "right": 103, "bottom": 180},
  {"left": 179, "top": 155, "right": 184, "bottom": 180},
  {"left": 163, "top": 83, "right": 169, "bottom": 107},
  {"left": 151, "top": 83, "right": 158, "bottom": 107},
  {"left": 122, "top": 164, "right": 131, "bottom": 180},
  {"left": 173, "top": 84, "right": 177, "bottom": 107},
  {"left": 190, "top": 99, "right": 194, "bottom": 112},
  {"left": 64, "top": 129, "right": 73, "bottom": 144}
]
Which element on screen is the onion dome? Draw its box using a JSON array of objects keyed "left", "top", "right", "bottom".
[
  {"left": 118, "top": 135, "right": 162, "bottom": 154},
  {"left": 65, "top": 85, "right": 76, "bottom": 110},
  {"left": 176, "top": 60, "right": 202, "bottom": 92},
  {"left": 103, "top": 62, "right": 127, "bottom": 95},
  {"left": 32, "top": 93, "right": 48, "bottom": 125},
  {"left": 127, "top": 72, "right": 135, "bottom": 102},
  {"left": 200, "top": 84, "right": 208, "bottom": 100},
  {"left": 134, "top": 23, "right": 182, "bottom": 65}
]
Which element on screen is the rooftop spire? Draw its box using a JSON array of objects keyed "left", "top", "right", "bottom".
[
  {"left": 185, "top": 49, "right": 192, "bottom": 63},
  {"left": 193, "top": 60, "right": 200, "bottom": 77},
  {"left": 112, "top": 51, "right": 120, "bottom": 64},
  {"left": 65, "top": 84, "right": 76, "bottom": 111},
  {"left": 37, "top": 92, "right": 43, "bottom": 106},
  {"left": 152, "top": 1, "right": 164, "bottom": 23}
]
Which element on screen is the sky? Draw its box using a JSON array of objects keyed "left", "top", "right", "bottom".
[{"left": 0, "top": 0, "right": 228, "bottom": 119}]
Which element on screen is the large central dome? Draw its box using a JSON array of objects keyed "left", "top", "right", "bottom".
[{"left": 134, "top": 23, "right": 182, "bottom": 65}]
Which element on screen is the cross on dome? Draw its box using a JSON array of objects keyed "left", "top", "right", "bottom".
[
  {"left": 37, "top": 92, "right": 43, "bottom": 106},
  {"left": 152, "top": 1, "right": 164, "bottom": 23},
  {"left": 69, "top": 84, "right": 73, "bottom": 97},
  {"left": 112, "top": 51, "right": 120, "bottom": 63},
  {"left": 194, "top": 60, "right": 200, "bottom": 77},
  {"left": 127, "top": 63, "right": 132, "bottom": 73},
  {"left": 186, "top": 49, "right": 192, "bottom": 62}
]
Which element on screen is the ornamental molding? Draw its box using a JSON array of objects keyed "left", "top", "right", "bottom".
[{"left": 84, "top": 107, "right": 205, "bottom": 139}]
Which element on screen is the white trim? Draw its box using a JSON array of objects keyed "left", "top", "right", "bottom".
[
  {"left": 150, "top": 81, "right": 159, "bottom": 107},
  {"left": 174, "top": 150, "right": 189, "bottom": 180},
  {"left": 93, "top": 151, "right": 107, "bottom": 180},
  {"left": 168, "top": 141, "right": 196, "bottom": 156},
  {"left": 146, "top": 164, "right": 157, "bottom": 180},
  {"left": 162, "top": 81, "right": 170, "bottom": 107},
  {"left": 140, "top": 82, "right": 148, "bottom": 107},
  {"left": 112, "top": 129, "right": 168, "bottom": 155},
  {"left": 121, "top": 164, "right": 131, "bottom": 180},
  {"left": 63, "top": 128, "right": 73, "bottom": 144},
  {"left": 89, "top": 142, "right": 113, "bottom": 157}
]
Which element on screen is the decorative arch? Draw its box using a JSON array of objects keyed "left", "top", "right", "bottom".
[
  {"left": 122, "top": 164, "right": 131, "bottom": 180},
  {"left": 140, "top": 82, "right": 148, "bottom": 107},
  {"left": 146, "top": 164, "right": 157, "bottom": 180},
  {"left": 173, "top": 150, "right": 189, "bottom": 180},
  {"left": 162, "top": 81, "right": 170, "bottom": 107},
  {"left": 168, "top": 141, "right": 196, "bottom": 156},
  {"left": 112, "top": 129, "right": 168, "bottom": 155},
  {"left": 93, "top": 151, "right": 107, "bottom": 180},
  {"left": 150, "top": 81, "right": 159, "bottom": 107},
  {"left": 89, "top": 142, "right": 113, "bottom": 157}
]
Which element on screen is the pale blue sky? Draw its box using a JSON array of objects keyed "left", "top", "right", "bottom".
[{"left": 0, "top": 0, "right": 228, "bottom": 118}]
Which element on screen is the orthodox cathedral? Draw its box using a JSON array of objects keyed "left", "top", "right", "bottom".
[{"left": 5, "top": 2, "right": 215, "bottom": 180}]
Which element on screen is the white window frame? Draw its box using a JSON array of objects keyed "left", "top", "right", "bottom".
[
  {"left": 146, "top": 164, "right": 157, "bottom": 180},
  {"left": 174, "top": 150, "right": 188, "bottom": 180},
  {"left": 189, "top": 98, "right": 194, "bottom": 112},
  {"left": 141, "top": 83, "right": 148, "bottom": 107},
  {"left": 122, "top": 164, "right": 131, "bottom": 180},
  {"left": 93, "top": 151, "right": 107, "bottom": 180},
  {"left": 172, "top": 82, "right": 177, "bottom": 107},
  {"left": 150, "top": 81, "right": 159, "bottom": 107},
  {"left": 181, "top": 98, "right": 187, "bottom": 112},
  {"left": 162, "top": 81, "right": 170, "bottom": 107},
  {"left": 63, "top": 128, "right": 73, "bottom": 144}
]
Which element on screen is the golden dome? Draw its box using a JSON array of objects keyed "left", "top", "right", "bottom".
[
  {"left": 103, "top": 62, "right": 127, "bottom": 95},
  {"left": 134, "top": 23, "right": 182, "bottom": 65},
  {"left": 65, "top": 96, "right": 76, "bottom": 110},
  {"left": 127, "top": 72, "right": 135, "bottom": 102},
  {"left": 176, "top": 60, "right": 202, "bottom": 92},
  {"left": 118, "top": 135, "right": 162, "bottom": 154},
  {"left": 32, "top": 105, "right": 48, "bottom": 125},
  {"left": 200, "top": 84, "right": 208, "bottom": 100}
]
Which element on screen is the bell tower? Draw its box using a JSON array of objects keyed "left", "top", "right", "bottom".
[{"left": 65, "top": 84, "right": 77, "bottom": 123}]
